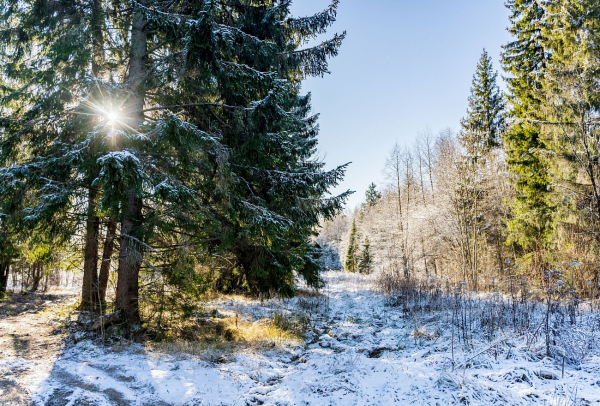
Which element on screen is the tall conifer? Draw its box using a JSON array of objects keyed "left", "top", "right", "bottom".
[
  {"left": 358, "top": 237, "right": 373, "bottom": 274},
  {"left": 539, "top": 0, "right": 600, "bottom": 233},
  {"left": 502, "top": 0, "right": 555, "bottom": 265},
  {"left": 365, "top": 183, "right": 382, "bottom": 207},
  {"left": 460, "top": 50, "right": 505, "bottom": 157},
  {"left": 458, "top": 51, "right": 505, "bottom": 288}
]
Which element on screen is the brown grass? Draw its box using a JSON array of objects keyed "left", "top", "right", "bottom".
[{"left": 146, "top": 307, "right": 309, "bottom": 358}]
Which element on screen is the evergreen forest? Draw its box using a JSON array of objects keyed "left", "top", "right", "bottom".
[{"left": 4, "top": 2, "right": 600, "bottom": 405}]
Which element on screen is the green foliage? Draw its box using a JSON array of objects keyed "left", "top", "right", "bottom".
[
  {"left": 365, "top": 183, "right": 382, "bottom": 207},
  {"left": 0, "top": 0, "right": 350, "bottom": 321},
  {"left": 358, "top": 237, "right": 373, "bottom": 274},
  {"left": 503, "top": 123, "right": 555, "bottom": 252},
  {"left": 500, "top": 0, "right": 600, "bottom": 272},
  {"left": 501, "top": 0, "right": 555, "bottom": 259},
  {"left": 345, "top": 219, "right": 358, "bottom": 273},
  {"left": 459, "top": 50, "right": 505, "bottom": 158}
]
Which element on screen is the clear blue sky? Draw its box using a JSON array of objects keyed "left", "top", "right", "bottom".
[{"left": 289, "top": 0, "right": 512, "bottom": 209}]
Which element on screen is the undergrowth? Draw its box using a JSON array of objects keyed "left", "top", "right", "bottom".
[{"left": 376, "top": 264, "right": 600, "bottom": 367}]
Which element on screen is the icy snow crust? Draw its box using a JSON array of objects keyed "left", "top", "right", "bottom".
[{"left": 23, "top": 272, "right": 600, "bottom": 405}]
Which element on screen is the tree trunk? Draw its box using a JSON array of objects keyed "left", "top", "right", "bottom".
[
  {"left": 79, "top": 0, "right": 105, "bottom": 310},
  {"left": 115, "top": 0, "right": 148, "bottom": 329},
  {"left": 43, "top": 269, "right": 50, "bottom": 293},
  {"left": 30, "top": 262, "right": 44, "bottom": 292},
  {"left": 0, "top": 261, "right": 10, "bottom": 298},
  {"left": 91, "top": 0, "right": 104, "bottom": 78},
  {"left": 116, "top": 193, "right": 143, "bottom": 327},
  {"left": 81, "top": 186, "right": 100, "bottom": 309},
  {"left": 98, "top": 220, "right": 117, "bottom": 304},
  {"left": 21, "top": 264, "right": 26, "bottom": 292},
  {"left": 472, "top": 186, "right": 478, "bottom": 290}
]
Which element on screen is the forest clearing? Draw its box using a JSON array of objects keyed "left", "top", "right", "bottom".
[
  {"left": 3, "top": 0, "right": 600, "bottom": 405},
  {"left": 3, "top": 272, "right": 600, "bottom": 405}
]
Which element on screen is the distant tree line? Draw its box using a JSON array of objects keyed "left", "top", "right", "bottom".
[{"left": 322, "top": 0, "right": 600, "bottom": 294}]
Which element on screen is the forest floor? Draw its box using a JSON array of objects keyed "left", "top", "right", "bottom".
[
  {"left": 0, "top": 290, "right": 78, "bottom": 405},
  {"left": 3, "top": 272, "right": 600, "bottom": 405}
]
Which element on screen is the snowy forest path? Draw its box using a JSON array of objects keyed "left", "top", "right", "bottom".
[
  {"left": 6, "top": 272, "right": 598, "bottom": 405},
  {"left": 0, "top": 291, "right": 78, "bottom": 405}
]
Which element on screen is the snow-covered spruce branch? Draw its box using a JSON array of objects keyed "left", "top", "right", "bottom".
[
  {"left": 219, "top": 61, "right": 278, "bottom": 81},
  {"left": 240, "top": 201, "right": 293, "bottom": 228},
  {"left": 214, "top": 24, "right": 277, "bottom": 48},
  {"left": 284, "top": 32, "right": 346, "bottom": 77},
  {"left": 284, "top": 0, "right": 339, "bottom": 38},
  {"left": 131, "top": 0, "right": 205, "bottom": 26},
  {"left": 520, "top": 117, "right": 600, "bottom": 126},
  {"left": 143, "top": 88, "right": 288, "bottom": 114},
  {"left": 120, "top": 233, "right": 159, "bottom": 254},
  {"left": 143, "top": 102, "right": 250, "bottom": 112}
]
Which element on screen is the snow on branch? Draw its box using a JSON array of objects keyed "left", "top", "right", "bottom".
[
  {"left": 285, "top": 33, "right": 346, "bottom": 77},
  {"left": 285, "top": 0, "right": 340, "bottom": 39}
]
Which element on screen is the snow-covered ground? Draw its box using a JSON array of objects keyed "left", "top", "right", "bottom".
[{"left": 14, "top": 271, "right": 600, "bottom": 405}]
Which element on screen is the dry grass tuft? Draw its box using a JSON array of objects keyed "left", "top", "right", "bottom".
[{"left": 148, "top": 307, "right": 309, "bottom": 358}]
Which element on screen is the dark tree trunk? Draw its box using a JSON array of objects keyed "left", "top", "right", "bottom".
[
  {"left": 98, "top": 220, "right": 117, "bottom": 305},
  {"left": 91, "top": 0, "right": 104, "bottom": 78},
  {"left": 81, "top": 186, "right": 100, "bottom": 309},
  {"left": 43, "top": 269, "right": 50, "bottom": 293},
  {"left": 30, "top": 262, "right": 44, "bottom": 292},
  {"left": 116, "top": 193, "right": 143, "bottom": 327},
  {"left": 0, "top": 261, "right": 10, "bottom": 298},
  {"left": 115, "top": 0, "right": 148, "bottom": 329},
  {"left": 80, "top": 0, "right": 104, "bottom": 310}
]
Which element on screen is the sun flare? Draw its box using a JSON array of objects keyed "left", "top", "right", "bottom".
[{"left": 105, "top": 109, "right": 119, "bottom": 126}]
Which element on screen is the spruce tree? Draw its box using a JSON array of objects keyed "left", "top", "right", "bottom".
[
  {"left": 458, "top": 51, "right": 505, "bottom": 288},
  {"left": 0, "top": 0, "right": 112, "bottom": 309},
  {"left": 0, "top": 1, "right": 349, "bottom": 327},
  {"left": 345, "top": 219, "right": 358, "bottom": 273},
  {"left": 358, "top": 237, "right": 373, "bottom": 274},
  {"left": 365, "top": 182, "right": 382, "bottom": 207},
  {"left": 539, "top": 0, "right": 600, "bottom": 230},
  {"left": 501, "top": 0, "right": 555, "bottom": 265},
  {"left": 460, "top": 50, "right": 505, "bottom": 157}
]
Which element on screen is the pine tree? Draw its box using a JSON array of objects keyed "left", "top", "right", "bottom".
[
  {"left": 358, "top": 237, "right": 373, "bottom": 274},
  {"left": 501, "top": 0, "right": 555, "bottom": 265},
  {"left": 460, "top": 50, "right": 505, "bottom": 158},
  {"left": 365, "top": 183, "right": 382, "bottom": 207},
  {"left": 345, "top": 219, "right": 358, "bottom": 273}
]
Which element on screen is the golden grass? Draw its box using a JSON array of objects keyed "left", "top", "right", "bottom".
[
  {"left": 146, "top": 307, "right": 309, "bottom": 358},
  {"left": 196, "top": 291, "right": 260, "bottom": 303}
]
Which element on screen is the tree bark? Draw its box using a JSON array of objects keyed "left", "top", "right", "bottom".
[
  {"left": 79, "top": 0, "right": 105, "bottom": 310},
  {"left": 98, "top": 220, "right": 117, "bottom": 304},
  {"left": 115, "top": 0, "right": 148, "bottom": 329},
  {"left": 43, "top": 269, "right": 50, "bottom": 292},
  {"left": 30, "top": 262, "right": 44, "bottom": 292},
  {"left": 116, "top": 193, "right": 144, "bottom": 327},
  {"left": 0, "top": 261, "right": 10, "bottom": 298},
  {"left": 91, "top": 0, "right": 104, "bottom": 78},
  {"left": 81, "top": 186, "right": 100, "bottom": 308}
]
